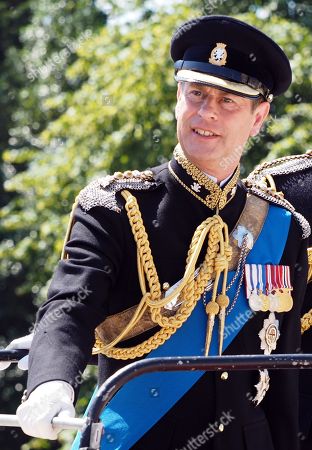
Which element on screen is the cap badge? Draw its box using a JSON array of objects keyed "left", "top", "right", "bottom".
[{"left": 209, "top": 43, "right": 227, "bottom": 66}]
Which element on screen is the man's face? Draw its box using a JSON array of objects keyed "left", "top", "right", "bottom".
[{"left": 175, "top": 82, "right": 270, "bottom": 177}]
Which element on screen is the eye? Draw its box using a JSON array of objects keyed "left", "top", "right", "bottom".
[
  {"left": 190, "top": 89, "right": 203, "bottom": 97},
  {"left": 222, "top": 96, "right": 234, "bottom": 103},
  {"left": 185, "top": 88, "right": 204, "bottom": 103}
]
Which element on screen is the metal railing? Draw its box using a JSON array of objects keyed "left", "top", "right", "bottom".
[{"left": 1, "top": 351, "right": 312, "bottom": 450}]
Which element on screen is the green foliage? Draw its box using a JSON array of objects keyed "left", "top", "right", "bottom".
[
  {"left": 238, "top": 11, "right": 312, "bottom": 172},
  {"left": 0, "top": 1, "right": 105, "bottom": 449},
  {"left": 1, "top": 2, "right": 201, "bottom": 303}
]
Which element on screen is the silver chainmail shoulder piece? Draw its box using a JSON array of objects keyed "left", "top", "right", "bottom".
[
  {"left": 244, "top": 150, "right": 312, "bottom": 239},
  {"left": 248, "top": 149, "right": 312, "bottom": 178},
  {"left": 78, "top": 169, "right": 157, "bottom": 213}
]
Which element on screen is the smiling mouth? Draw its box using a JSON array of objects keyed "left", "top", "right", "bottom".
[{"left": 193, "top": 128, "right": 219, "bottom": 137}]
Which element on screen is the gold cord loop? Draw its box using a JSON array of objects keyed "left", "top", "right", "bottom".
[{"left": 93, "top": 190, "right": 232, "bottom": 359}]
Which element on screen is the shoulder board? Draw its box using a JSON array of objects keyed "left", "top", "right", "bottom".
[
  {"left": 249, "top": 149, "right": 312, "bottom": 179},
  {"left": 244, "top": 153, "right": 312, "bottom": 239},
  {"left": 78, "top": 169, "right": 158, "bottom": 212}
]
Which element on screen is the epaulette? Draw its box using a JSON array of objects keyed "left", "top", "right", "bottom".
[
  {"left": 244, "top": 150, "right": 312, "bottom": 239},
  {"left": 248, "top": 149, "right": 312, "bottom": 178},
  {"left": 78, "top": 169, "right": 158, "bottom": 213}
]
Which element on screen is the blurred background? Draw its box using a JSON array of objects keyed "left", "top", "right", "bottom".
[{"left": 0, "top": 0, "right": 311, "bottom": 448}]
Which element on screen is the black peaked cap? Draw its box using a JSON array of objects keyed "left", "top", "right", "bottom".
[{"left": 170, "top": 15, "right": 292, "bottom": 100}]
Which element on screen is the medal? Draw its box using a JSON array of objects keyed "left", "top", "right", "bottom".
[
  {"left": 278, "top": 265, "right": 293, "bottom": 311},
  {"left": 245, "top": 264, "right": 293, "bottom": 314},
  {"left": 265, "top": 265, "right": 293, "bottom": 313},
  {"left": 245, "top": 264, "right": 268, "bottom": 311},
  {"left": 249, "top": 289, "right": 262, "bottom": 311}
]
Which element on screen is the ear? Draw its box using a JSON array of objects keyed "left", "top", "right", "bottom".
[
  {"left": 249, "top": 102, "right": 271, "bottom": 137},
  {"left": 175, "top": 104, "right": 179, "bottom": 121},
  {"left": 176, "top": 82, "right": 183, "bottom": 100},
  {"left": 175, "top": 82, "right": 183, "bottom": 120}
]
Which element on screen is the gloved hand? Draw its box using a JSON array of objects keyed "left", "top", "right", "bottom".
[
  {"left": 0, "top": 333, "right": 33, "bottom": 371},
  {"left": 16, "top": 380, "right": 75, "bottom": 439}
]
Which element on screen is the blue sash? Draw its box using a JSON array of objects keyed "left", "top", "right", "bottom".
[{"left": 72, "top": 205, "right": 291, "bottom": 450}]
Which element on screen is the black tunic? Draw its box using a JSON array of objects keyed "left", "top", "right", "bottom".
[
  {"left": 27, "top": 158, "right": 308, "bottom": 450},
  {"left": 272, "top": 166, "right": 312, "bottom": 450}
]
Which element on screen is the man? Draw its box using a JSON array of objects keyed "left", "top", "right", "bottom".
[
  {"left": 246, "top": 153, "right": 312, "bottom": 449},
  {"left": 8, "top": 15, "right": 311, "bottom": 450}
]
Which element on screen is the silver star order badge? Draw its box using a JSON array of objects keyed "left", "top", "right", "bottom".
[
  {"left": 253, "top": 369, "right": 270, "bottom": 406},
  {"left": 252, "top": 313, "right": 280, "bottom": 405},
  {"left": 191, "top": 182, "right": 201, "bottom": 192},
  {"left": 258, "top": 312, "right": 280, "bottom": 355}
]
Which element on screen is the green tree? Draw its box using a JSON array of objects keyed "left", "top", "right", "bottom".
[{"left": 0, "top": 1, "right": 106, "bottom": 449}]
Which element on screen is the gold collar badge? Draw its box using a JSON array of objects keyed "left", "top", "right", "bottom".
[{"left": 209, "top": 42, "right": 227, "bottom": 66}]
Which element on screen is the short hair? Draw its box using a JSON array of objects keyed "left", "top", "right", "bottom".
[
  {"left": 179, "top": 81, "right": 268, "bottom": 111},
  {"left": 251, "top": 95, "right": 266, "bottom": 111}
]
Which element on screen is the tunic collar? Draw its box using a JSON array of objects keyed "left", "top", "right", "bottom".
[{"left": 169, "top": 144, "right": 240, "bottom": 210}]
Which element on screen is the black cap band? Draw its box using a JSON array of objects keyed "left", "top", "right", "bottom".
[{"left": 174, "top": 60, "right": 271, "bottom": 99}]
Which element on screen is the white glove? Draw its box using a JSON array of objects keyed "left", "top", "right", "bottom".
[
  {"left": 0, "top": 333, "right": 33, "bottom": 371},
  {"left": 16, "top": 380, "right": 75, "bottom": 439}
]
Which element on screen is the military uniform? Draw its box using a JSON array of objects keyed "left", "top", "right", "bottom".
[
  {"left": 247, "top": 151, "right": 312, "bottom": 449},
  {"left": 27, "top": 152, "right": 309, "bottom": 450},
  {"left": 25, "top": 15, "right": 310, "bottom": 450}
]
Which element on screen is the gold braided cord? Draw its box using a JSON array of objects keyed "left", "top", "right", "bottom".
[
  {"left": 301, "top": 309, "right": 312, "bottom": 334},
  {"left": 173, "top": 145, "right": 240, "bottom": 210},
  {"left": 93, "top": 190, "right": 232, "bottom": 360},
  {"left": 308, "top": 247, "right": 312, "bottom": 283}
]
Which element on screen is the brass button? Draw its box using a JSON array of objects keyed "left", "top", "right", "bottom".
[
  {"left": 218, "top": 423, "right": 224, "bottom": 432},
  {"left": 220, "top": 371, "right": 228, "bottom": 380}
]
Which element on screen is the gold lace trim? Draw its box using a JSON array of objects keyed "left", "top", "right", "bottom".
[{"left": 173, "top": 145, "right": 240, "bottom": 210}]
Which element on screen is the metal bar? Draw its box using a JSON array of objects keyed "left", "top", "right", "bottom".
[
  {"left": 0, "top": 349, "right": 28, "bottom": 362},
  {"left": 1, "top": 353, "right": 311, "bottom": 447},
  {"left": 79, "top": 353, "right": 312, "bottom": 449},
  {"left": 0, "top": 349, "right": 98, "bottom": 366},
  {"left": 0, "top": 414, "right": 87, "bottom": 431}
]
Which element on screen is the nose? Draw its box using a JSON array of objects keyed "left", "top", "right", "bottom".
[{"left": 198, "top": 96, "right": 218, "bottom": 120}]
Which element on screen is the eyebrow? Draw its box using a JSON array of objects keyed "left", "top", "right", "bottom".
[
  {"left": 185, "top": 82, "right": 238, "bottom": 98},
  {"left": 186, "top": 82, "right": 206, "bottom": 89}
]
